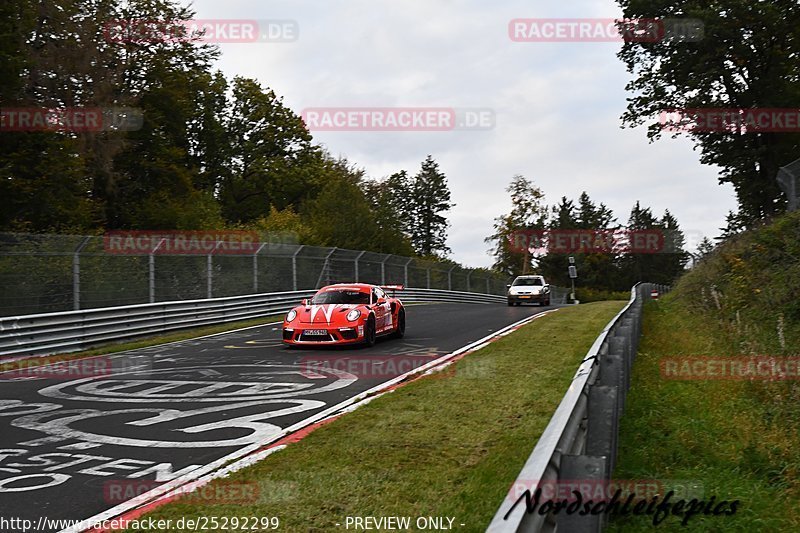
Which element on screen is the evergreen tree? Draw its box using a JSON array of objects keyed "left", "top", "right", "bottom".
[
  {"left": 409, "top": 156, "right": 454, "bottom": 257},
  {"left": 551, "top": 197, "right": 578, "bottom": 229},
  {"left": 696, "top": 237, "right": 716, "bottom": 259},
  {"left": 538, "top": 192, "right": 620, "bottom": 290},
  {"left": 618, "top": 201, "right": 665, "bottom": 286},
  {"left": 659, "top": 209, "right": 690, "bottom": 280}
]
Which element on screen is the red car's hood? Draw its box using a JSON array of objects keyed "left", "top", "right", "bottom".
[{"left": 296, "top": 304, "right": 361, "bottom": 325}]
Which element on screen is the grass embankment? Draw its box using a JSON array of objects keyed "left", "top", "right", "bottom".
[
  {"left": 609, "top": 228, "right": 800, "bottom": 531},
  {"left": 121, "top": 302, "right": 625, "bottom": 532},
  {"left": 577, "top": 287, "right": 631, "bottom": 303}
]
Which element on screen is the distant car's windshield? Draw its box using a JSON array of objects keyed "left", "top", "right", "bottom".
[
  {"left": 513, "top": 278, "right": 543, "bottom": 286},
  {"left": 312, "top": 290, "right": 370, "bottom": 305}
]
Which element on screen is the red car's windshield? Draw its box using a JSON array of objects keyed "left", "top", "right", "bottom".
[{"left": 312, "top": 290, "right": 370, "bottom": 305}]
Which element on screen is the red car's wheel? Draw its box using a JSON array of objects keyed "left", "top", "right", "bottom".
[
  {"left": 392, "top": 309, "right": 406, "bottom": 339},
  {"left": 364, "top": 316, "right": 377, "bottom": 347}
]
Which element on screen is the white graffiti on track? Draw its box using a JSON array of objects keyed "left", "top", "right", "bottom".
[
  {"left": 37, "top": 364, "right": 357, "bottom": 403},
  {"left": 1, "top": 364, "right": 358, "bottom": 451},
  {"left": 0, "top": 445, "right": 203, "bottom": 492},
  {"left": 9, "top": 399, "right": 325, "bottom": 448}
]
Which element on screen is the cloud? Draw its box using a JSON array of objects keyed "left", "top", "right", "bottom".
[{"left": 192, "top": 0, "right": 738, "bottom": 267}]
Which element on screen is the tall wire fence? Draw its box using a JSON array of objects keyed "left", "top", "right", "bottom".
[{"left": 0, "top": 233, "right": 513, "bottom": 317}]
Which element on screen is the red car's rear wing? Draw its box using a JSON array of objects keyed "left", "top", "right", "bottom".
[{"left": 380, "top": 284, "right": 404, "bottom": 296}]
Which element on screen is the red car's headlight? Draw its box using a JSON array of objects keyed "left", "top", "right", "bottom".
[
  {"left": 286, "top": 309, "right": 297, "bottom": 322},
  {"left": 346, "top": 309, "right": 361, "bottom": 322}
]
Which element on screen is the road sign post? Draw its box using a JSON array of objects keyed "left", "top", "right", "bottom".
[{"left": 568, "top": 257, "right": 577, "bottom": 304}]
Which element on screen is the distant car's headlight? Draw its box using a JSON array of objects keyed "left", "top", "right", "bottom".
[
  {"left": 286, "top": 309, "right": 297, "bottom": 322},
  {"left": 346, "top": 309, "right": 361, "bottom": 322},
  {"left": 543, "top": 286, "right": 550, "bottom": 293}
]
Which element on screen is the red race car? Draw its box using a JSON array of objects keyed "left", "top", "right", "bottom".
[{"left": 282, "top": 283, "right": 406, "bottom": 347}]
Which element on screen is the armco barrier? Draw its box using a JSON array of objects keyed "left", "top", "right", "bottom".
[
  {"left": 0, "top": 287, "right": 511, "bottom": 359},
  {"left": 487, "top": 282, "right": 669, "bottom": 533}
]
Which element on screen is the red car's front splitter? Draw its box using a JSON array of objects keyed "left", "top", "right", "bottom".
[{"left": 282, "top": 326, "right": 364, "bottom": 345}]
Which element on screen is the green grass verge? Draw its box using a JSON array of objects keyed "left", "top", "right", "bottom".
[
  {"left": 119, "top": 301, "right": 626, "bottom": 532},
  {"left": 608, "top": 296, "right": 800, "bottom": 532},
  {"left": 0, "top": 315, "right": 283, "bottom": 372}
]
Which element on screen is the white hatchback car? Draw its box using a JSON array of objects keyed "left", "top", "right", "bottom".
[{"left": 507, "top": 275, "right": 550, "bottom": 306}]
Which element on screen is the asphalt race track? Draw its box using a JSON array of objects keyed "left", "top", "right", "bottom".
[{"left": 0, "top": 302, "right": 553, "bottom": 532}]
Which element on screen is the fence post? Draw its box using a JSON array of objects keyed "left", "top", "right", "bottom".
[
  {"left": 466, "top": 271, "right": 472, "bottom": 293},
  {"left": 72, "top": 237, "right": 91, "bottom": 310},
  {"left": 354, "top": 250, "right": 365, "bottom": 282},
  {"left": 253, "top": 242, "right": 267, "bottom": 293},
  {"left": 207, "top": 240, "right": 222, "bottom": 299},
  {"left": 149, "top": 238, "right": 166, "bottom": 304},
  {"left": 381, "top": 255, "right": 389, "bottom": 285},
  {"left": 149, "top": 254, "right": 155, "bottom": 304},
  {"left": 448, "top": 266, "right": 456, "bottom": 291},
  {"left": 316, "top": 247, "right": 337, "bottom": 288},
  {"left": 404, "top": 258, "right": 412, "bottom": 288},
  {"left": 291, "top": 245, "right": 304, "bottom": 291},
  {"left": 426, "top": 268, "right": 430, "bottom": 289},
  {"left": 207, "top": 253, "right": 212, "bottom": 299}
]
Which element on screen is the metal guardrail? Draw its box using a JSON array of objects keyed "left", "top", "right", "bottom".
[
  {"left": 548, "top": 287, "right": 570, "bottom": 305},
  {"left": 0, "top": 287, "right": 510, "bottom": 359},
  {"left": 487, "top": 282, "right": 670, "bottom": 533}
]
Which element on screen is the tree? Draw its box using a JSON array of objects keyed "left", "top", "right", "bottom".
[
  {"left": 576, "top": 192, "right": 615, "bottom": 229},
  {"left": 485, "top": 175, "right": 548, "bottom": 276},
  {"left": 112, "top": 58, "right": 225, "bottom": 229},
  {"left": 550, "top": 197, "right": 578, "bottom": 229},
  {"left": 383, "top": 170, "right": 415, "bottom": 235},
  {"left": 408, "top": 156, "right": 454, "bottom": 257},
  {"left": 697, "top": 236, "right": 716, "bottom": 258},
  {"left": 219, "top": 77, "right": 317, "bottom": 224},
  {"left": 362, "top": 172, "right": 416, "bottom": 255},
  {"left": 302, "top": 157, "right": 379, "bottom": 250},
  {"left": 0, "top": 0, "right": 231, "bottom": 231},
  {"left": 245, "top": 206, "right": 310, "bottom": 244},
  {"left": 0, "top": 0, "right": 104, "bottom": 231},
  {"left": 616, "top": 201, "right": 691, "bottom": 286},
  {"left": 658, "top": 209, "right": 690, "bottom": 280},
  {"left": 537, "top": 192, "right": 620, "bottom": 290},
  {"left": 617, "top": 0, "right": 800, "bottom": 226}
]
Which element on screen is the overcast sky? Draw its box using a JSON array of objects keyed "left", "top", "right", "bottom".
[{"left": 190, "top": 0, "right": 738, "bottom": 268}]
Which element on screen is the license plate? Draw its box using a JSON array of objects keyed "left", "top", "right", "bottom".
[{"left": 305, "top": 329, "right": 328, "bottom": 336}]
